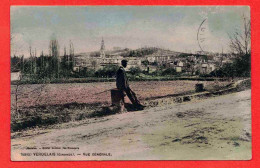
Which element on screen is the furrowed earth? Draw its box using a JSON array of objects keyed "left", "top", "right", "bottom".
[
  {"left": 11, "top": 80, "right": 230, "bottom": 109},
  {"left": 10, "top": 80, "right": 231, "bottom": 131}
]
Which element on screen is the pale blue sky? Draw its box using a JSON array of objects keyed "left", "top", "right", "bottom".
[{"left": 11, "top": 6, "right": 250, "bottom": 57}]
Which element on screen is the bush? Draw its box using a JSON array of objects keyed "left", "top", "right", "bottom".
[
  {"left": 151, "top": 69, "right": 163, "bottom": 76},
  {"left": 236, "top": 79, "right": 251, "bottom": 91},
  {"left": 211, "top": 54, "right": 250, "bottom": 78},
  {"left": 78, "top": 68, "right": 95, "bottom": 77},
  {"left": 162, "top": 68, "right": 177, "bottom": 76},
  {"left": 141, "top": 60, "right": 149, "bottom": 66},
  {"left": 95, "top": 65, "right": 119, "bottom": 78},
  {"left": 128, "top": 67, "right": 142, "bottom": 75},
  {"left": 151, "top": 62, "right": 158, "bottom": 66}
]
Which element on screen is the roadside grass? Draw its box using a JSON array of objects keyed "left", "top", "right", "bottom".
[{"left": 11, "top": 102, "right": 101, "bottom": 132}]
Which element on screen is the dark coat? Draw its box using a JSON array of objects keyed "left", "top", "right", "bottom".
[{"left": 116, "top": 66, "right": 129, "bottom": 90}]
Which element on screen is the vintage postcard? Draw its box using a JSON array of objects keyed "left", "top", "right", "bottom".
[{"left": 10, "top": 6, "right": 251, "bottom": 161}]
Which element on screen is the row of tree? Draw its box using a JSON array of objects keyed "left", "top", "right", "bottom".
[{"left": 11, "top": 39, "right": 75, "bottom": 79}]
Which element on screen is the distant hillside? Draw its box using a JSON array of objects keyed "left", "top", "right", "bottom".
[
  {"left": 76, "top": 47, "right": 217, "bottom": 60},
  {"left": 144, "top": 48, "right": 181, "bottom": 57},
  {"left": 80, "top": 47, "right": 167, "bottom": 58},
  {"left": 178, "top": 53, "right": 215, "bottom": 61},
  {"left": 116, "top": 47, "right": 181, "bottom": 58},
  {"left": 119, "top": 47, "right": 159, "bottom": 57}
]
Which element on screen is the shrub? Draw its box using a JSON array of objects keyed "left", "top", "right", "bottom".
[
  {"left": 211, "top": 54, "right": 250, "bottom": 78},
  {"left": 141, "top": 60, "right": 149, "bottom": 66},
  {"left": 162, "top": 68, "right": 177, "bottom": 76},
  {"left": 95, "top": 64, "right": 119, "bottom": 78},
  {"left": 151, "top": 69, "right": 163, "bottom": 76},
  {"left": 128, "top": 67, "right": 142, "bottom": 75},
  {"left": 78, "top": 68, "right": 95, "bottom": 77}
]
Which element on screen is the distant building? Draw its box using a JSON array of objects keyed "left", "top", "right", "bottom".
[
  {"left": 11, "top": 71, "right": 21, "bottom": 81},
  {"left": 175, "top": 67, "right": 182, "bottom": 73},
  {"left": 125, "top": 58, "right": 142, "bottom": 71},
  {"left": 73, "top": 38, "right": 128, "bottom": 70},
  {"left": 72, "top": 39, "right": 223, "bottom": 74},
  {"left": 145, "top": 49, "right": 179, "bottom": 65},
  {"left": 174, "top": 60, "right": 184, "bottom": 72},
  {"left": 147, "top": 56, "right": 155, "bottom": 63},
  {"left": 166, "top": 60, "right": 185, "bottom": 72},
  {"left": 196, "top": 61, "right": 216, "bottom": 74}
]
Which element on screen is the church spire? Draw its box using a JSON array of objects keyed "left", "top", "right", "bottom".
[
  {"left": 100, "top": 37, "right": 105, "bottom": 50},
  {"left": 100, "top": 37, "right": 105, "bottom": 58}
]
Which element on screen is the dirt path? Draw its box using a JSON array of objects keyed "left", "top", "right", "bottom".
[{"left": 11, "top": 90, "right": 251, "bottom": 161}]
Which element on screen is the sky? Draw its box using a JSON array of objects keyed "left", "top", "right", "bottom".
[{"left": 11, "top": 6, "right": 250, "bottom": 57}]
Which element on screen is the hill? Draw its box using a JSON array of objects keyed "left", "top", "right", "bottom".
[{"left": 75, "top": 47, "right": 218, "bottom": 60}]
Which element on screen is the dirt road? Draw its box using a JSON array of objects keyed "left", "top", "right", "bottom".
[{"left": 11, "top": 90, "right": 251, "bottom": 160}]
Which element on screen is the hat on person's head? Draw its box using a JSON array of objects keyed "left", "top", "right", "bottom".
[{"left": 121, "top": 59, "right": 128, "bottom": 64}]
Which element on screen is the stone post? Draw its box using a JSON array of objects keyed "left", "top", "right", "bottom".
[
  {"left": 111, "top": 89, "right": 125, "bottom": 112},
  {"left": 195, "top": 83, "right": 204, "bottom": 92}
]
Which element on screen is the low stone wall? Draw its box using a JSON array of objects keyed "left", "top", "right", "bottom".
[{"left": 143, "top": 78, "right": 251, "bottom": 108}]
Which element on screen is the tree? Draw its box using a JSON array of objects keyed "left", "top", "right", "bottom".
[
  {"left": 21, "top": 55, "right": 24, "bottom": 72},
  {"left": 95, "top": 65, "right": 119, "bottom": 78},
  {"left": 11, "top": 55, "right": 23, "bottom": 72},
  {"left": 186, "top": 58, "right": 195, "bottom": 75},
  {"left": 129, "top": 66, "right": 142, "bottom": 75},
  {"left": 29, "top": 45, "right": 33, "bottom": 74},
  {"left": 228, "top": 15, "right": 251, "bottom": 77},
  {"left": 69, "top": 40, "right": 75, "bottom": 70},
  {"left": 49, "top": 38, "right": 60, "bottom": 78},
  {"left": 141, "top": 60, "right": 149, "bottom": 66},
  {"left": 33, "top": 48, "right": 37, "bottom": 74},
  {"left": 162, "top": 68, "right": 177, "bottom": 76},
  {"left": 40, "top": 51, "right": 44, "bottom": 70},
  {"left": 212, "top": 15, "right": 251, "bottom": 78},
  {"left": 91, "top": 60, "right": 97, "bottom": 70},
  {"left": 61, "top": 46, "right": 68, "bottom": 69},
  {"left": 229, "top": 16, "right": 251, "bottom": 56}
]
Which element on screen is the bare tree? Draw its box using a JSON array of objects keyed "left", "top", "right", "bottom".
[
  {"left": 49, "top": 38, "right": 60, "bottom": 78},
  {"left": 229, "top": 15, "right": 251, "bottom": 56},
  {"left": 33, "top": 48, "right": 37, "bottom": 74},
  {"left": 29, "top": 45, "right": 33, "bottom": 74},
  {"left": 40, "top": 50, "right": 44, "bottom": 70},
  {"left": 69, "top": 40, "right": 75, "bottom": 68},
  {"left": 49, "top": 39, "right": 60, "bottom": 58}
]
